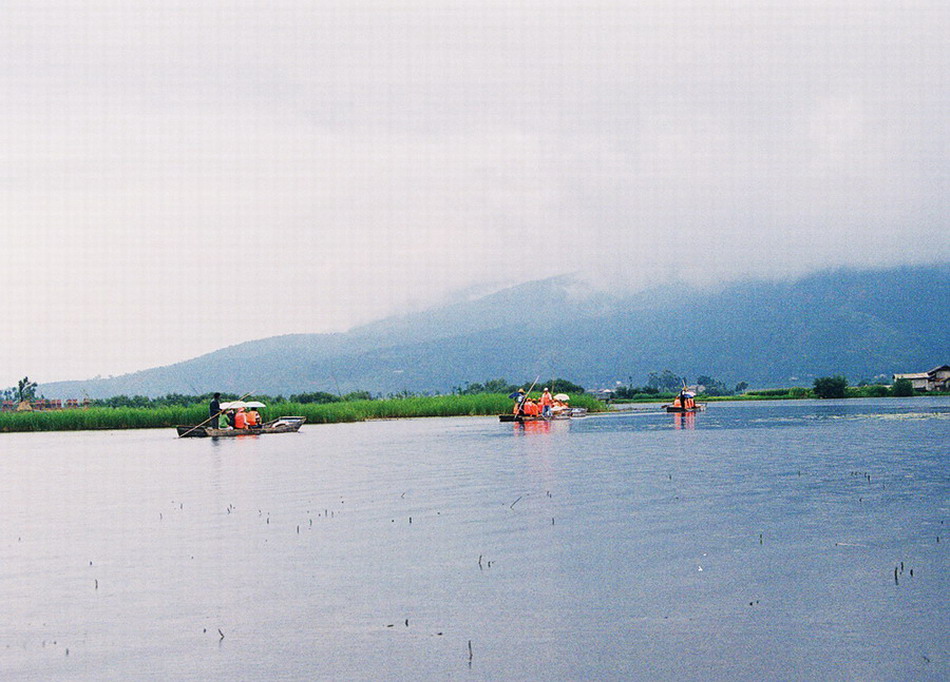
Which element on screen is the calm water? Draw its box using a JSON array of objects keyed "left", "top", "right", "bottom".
[{"left": 0, "top": 398, "right": 947, "bottom": 680}]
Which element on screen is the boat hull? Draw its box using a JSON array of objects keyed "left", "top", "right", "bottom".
[
  {"left": 499, "top": 414, "right": 550, "bottom": 423},
  {"left": 664, "top": 405, "right": 705, "bottom": 413},
  {"left": 500, "top": 407, "right": 587, "bottom": 422},
  {"left": 177, "top": 417, "right": 306, "bottom": 438}
]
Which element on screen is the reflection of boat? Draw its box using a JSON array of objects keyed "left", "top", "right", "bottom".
[
  {"left": 673, "top": 411, "right": 697, "bottom": 429},
  {"left": 176, "top": 416, "right": 306, "bottom": 438}
]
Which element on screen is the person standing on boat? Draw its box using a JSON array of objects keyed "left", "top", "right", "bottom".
[
  {"left": 540, "top": 388, "right": 554, "bottom": 418},
  {"left": 511, "top": 388, "right": 527, "bottom": 415},
  {"left": 209, "top": 393, "right": 221, "bottom": 424}
]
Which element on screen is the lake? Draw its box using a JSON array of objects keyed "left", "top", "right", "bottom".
[{"left": 0, "top": 398, "right": 947, "bottom": 680}]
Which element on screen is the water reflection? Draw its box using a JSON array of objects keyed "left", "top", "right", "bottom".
[
  {"left": 512, "top": 420, "right": 552, "bottom": 434},
  {"left": 672, "top": 411, "right": 696, "bottom": 430}
]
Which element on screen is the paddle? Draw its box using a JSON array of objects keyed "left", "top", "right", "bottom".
[{"left": 178, "top": 391, "right": 255, "bottom": 438}]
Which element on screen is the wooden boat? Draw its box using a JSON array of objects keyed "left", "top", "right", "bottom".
[
  {"left": 664, "top": 404, "right": 706, "bottom": 413},
  {"left": 501, "top": 390, "right": 586, "bottom": 422},
  {"left": 664, "top": 389, "right": 705, "bottom": 414},
  {"left": 177, "top": 416, "right": 306, "bottom": 438},
  {"left": 499, "top": 413, "right": 551, "bottom": 423},
  {"left": 500, "top": 405, "right": 587, "bottom": 422}
]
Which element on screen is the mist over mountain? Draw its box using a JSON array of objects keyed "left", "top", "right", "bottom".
[{"left": 38, "top": 265, "right": 948, "bottom": 399}]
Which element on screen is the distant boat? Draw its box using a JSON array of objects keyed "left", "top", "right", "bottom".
[
  {"left": 664, "top": 404, "right": 706, "bottom": 414},
  {"left": 499, "top": 407, "right": 586, "bottom": 422},
  {"left": 177, "top": 416, "right": 306, "bottom": 438},
  {"left": 664, "top": 391, "right": 705, "bottom": 413}
]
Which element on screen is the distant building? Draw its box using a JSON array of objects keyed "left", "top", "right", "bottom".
[{"left": 893, "top": 365, "right": 950, "bottom": 392}]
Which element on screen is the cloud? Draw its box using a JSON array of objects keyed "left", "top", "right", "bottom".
[{"left": 0, "top": 1, "right": 947, "bottom": 385}]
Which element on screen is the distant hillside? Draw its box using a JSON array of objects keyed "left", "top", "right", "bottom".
[{"left": 39, "top": 264, "right": 949, "bottom": 399}]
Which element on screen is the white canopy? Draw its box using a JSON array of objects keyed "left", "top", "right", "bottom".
[{"left": 220, "top": 400, "right": 266, "bottom": 410}]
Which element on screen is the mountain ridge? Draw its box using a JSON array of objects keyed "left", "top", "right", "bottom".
[{"left": 37, "top": 264, "right": 949, "bottom": 398}]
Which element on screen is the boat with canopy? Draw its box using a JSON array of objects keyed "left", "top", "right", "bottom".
[{"left": 176, "top": 399, "right": 306, "bottom": 438}]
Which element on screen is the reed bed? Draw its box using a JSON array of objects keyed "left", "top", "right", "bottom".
[
  {"left": 0, "top": 393, "right": 602, "bottom": 433},
  {"left": 0, "top": 406, "right": 205, "bottom": 432}
]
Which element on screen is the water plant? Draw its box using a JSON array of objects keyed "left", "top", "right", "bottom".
[{"left": 0, "top": 393, "right": 602, "bottom": 433}]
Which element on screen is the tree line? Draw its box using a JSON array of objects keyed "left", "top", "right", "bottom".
[
  {"left": 0, "top": 371, "right": 928, "bottom": 410},
  {"left": 451, "top": 378, "right": 586, "bottom": 396}
]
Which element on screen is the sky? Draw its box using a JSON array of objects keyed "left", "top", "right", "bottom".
[{"left": 1, "top": 1, "right": 947, "bottom": 388}]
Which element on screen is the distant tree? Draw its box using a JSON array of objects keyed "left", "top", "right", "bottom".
[
  {"left": 891, "top": 378, "right": 914, "bottom": 397},
  {"left": 734, "top": 381, "right": 749, "bottom": 394},
  {"left": 546, "top": 378, "right": 585, "bottom": 394},
  {"left": 454, "top": 378, "right": 584, "bottom": 396},
  {"left": 695, "top": 375, "right": 733, "bottom": 396},
  {"left": 289, "top": 391, "right": 341, "bottom": 404},
  {"left": 343, "top": 391, "right": 374, "bottom": 401},
  {"left": 16, "top": 377, "right": 38, "bottom": 403},
  {"left": 613, "top": 383, "right": 661, "bottom": 398},
  {"left": 647, "top": 370, "right": 684, "bottom": 392},
  {"left": 455, "top": 378, "right": 518, "bottom": 395},
  {"left": 863, "top": 384, "right": 890, "bottom": 398},
  {"left": 612, "top": 385, "right": 636, "bottom": 399},
  {"left": 813, "top": 375, "right": 848, "bottom": 399}
]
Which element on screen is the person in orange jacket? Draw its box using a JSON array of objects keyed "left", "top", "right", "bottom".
[
  {"left": 246, "top": 408, "right": 261, "bottom": 428},
  {"left": 540, "top": 388, "right": 554, "bottom": 417}
]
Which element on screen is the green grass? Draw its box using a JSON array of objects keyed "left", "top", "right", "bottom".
[
  {"left": 0, "top": 393, "right": 603, "bottom": 433},
  {"left": 0, "top": 406, "right": 206, "bottom": 432}
]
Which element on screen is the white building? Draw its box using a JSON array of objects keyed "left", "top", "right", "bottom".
[{"left": 893, "top": 365, "right": 950, "bottom": 392}]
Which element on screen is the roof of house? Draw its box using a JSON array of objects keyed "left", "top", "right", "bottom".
[
  {"left": 893, "top": 373, "right": 930, "bottom": 380},
  {"left": 927, "top": 365, "right": 950, "bottom": 375}
]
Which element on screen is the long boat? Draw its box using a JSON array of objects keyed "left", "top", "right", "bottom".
[
  {"left": 499, "top": 413, "right": 550, "bottom": 423},
  {"left": 176, "top": 416, "right": 306, "bottom": 438},
  {"left": 499, "top": 407, "right": 586, "bottom": 422}
]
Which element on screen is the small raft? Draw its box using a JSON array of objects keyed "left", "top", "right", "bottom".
[{"left": 177, "top": 416, "right": 306, "bottom": 438}]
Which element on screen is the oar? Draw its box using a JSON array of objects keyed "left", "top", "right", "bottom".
[
  {"left": 178, "top": 391, "right": 254, "bottom": 438},
  {"left": 515, "top": 376, "right": 541, "bottom": 418}
]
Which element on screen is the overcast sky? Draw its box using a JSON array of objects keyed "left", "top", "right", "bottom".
[{"left": 1, "top": 1, "right": 947, "bottom": 388}]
